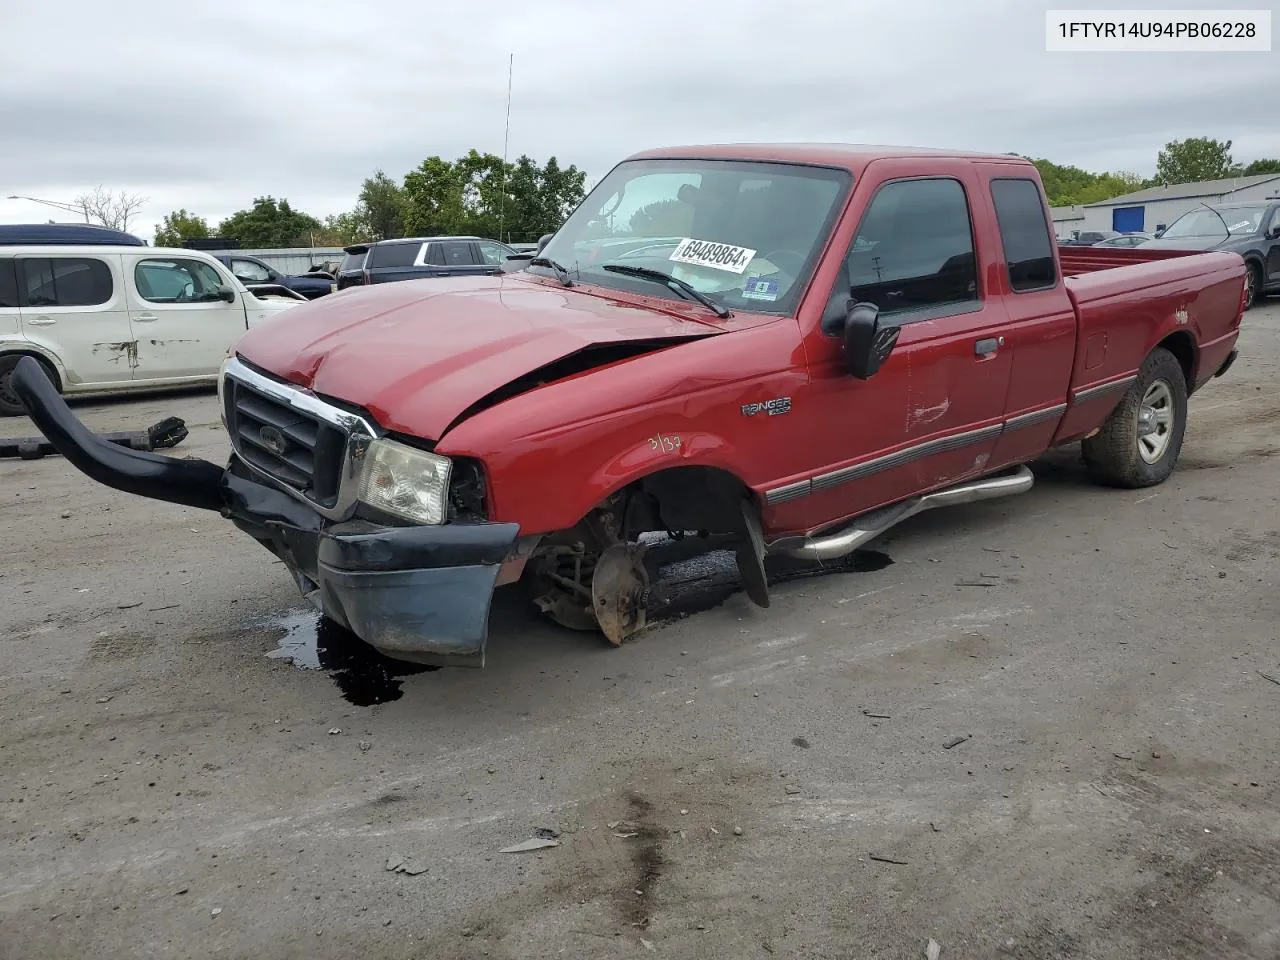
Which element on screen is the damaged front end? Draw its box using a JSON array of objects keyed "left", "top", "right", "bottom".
[{"left": 10, "top": 356, "right": 519, "bottom": 668}]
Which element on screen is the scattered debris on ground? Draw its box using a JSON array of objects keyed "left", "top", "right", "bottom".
[
  {"left": 499, "top": 837, "right": 561, "bottom": 853},
  {"left": 0, "top": 416, "right": 188, "bottom": 460}
]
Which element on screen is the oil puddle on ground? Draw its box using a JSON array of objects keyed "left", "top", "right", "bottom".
[
  {"left": 647, "top": 546, "right": 894, "bottom": 624},
  {"left": 264, "top": 610, "right": 437, "bottom": 706}
]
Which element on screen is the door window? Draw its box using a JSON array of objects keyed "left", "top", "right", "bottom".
[
  {"left": 19, "top": 258, "right": 114, "bottom": 307},
  {"left": 439, "top": 241, "right": 477, "bottom": 266},
  {"left": 475, "top": 241, "right": 511, "bottom": 265},
  {"left": 230, "top": 258, "right": 272, "bottom": 282},
  {"left": 369, "top": 242, "right": 419, "bottom": 268},
  {"left": 0, "top": 260, "right": 18, "bottom": 308},
  {"left": 990, "top": 178, "right": 1057, "bottom": 291},
  {"left": 844, "top": 178, "right": 980, "bottom": 320},
  {"left": 134, "top": 258, "right": 228, "bottom": 303}
]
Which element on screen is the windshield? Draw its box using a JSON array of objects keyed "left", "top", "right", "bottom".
[
  {"left": 1160, "top": 205, "right": 1268, "bottom": 238},
  {"left": 532, "top": 158, "right": 851, "bottom": 315}
]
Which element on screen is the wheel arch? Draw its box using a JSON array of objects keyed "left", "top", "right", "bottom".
[
  {"left": 569, "top": 457, "right": 761, "bottom": 541},
  {"left": 1154, "top": 329, "right": 1196, "bottom": 389},
  {"left": 0, "top": 345, "right": 65, "bottom": 391}
]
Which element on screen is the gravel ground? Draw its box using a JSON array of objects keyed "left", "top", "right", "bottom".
[{"left": 3, "top": 302, "right": 1279, "bottom": 960}]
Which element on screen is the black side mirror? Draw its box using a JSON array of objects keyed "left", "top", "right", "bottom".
[
  {"left": 217, "top": 285, "right": 236, "bottom": 303},
  {"left": 1268, "top": 225, "right": 1280, "bottom": 239},
  {"left": 824, "top": 300, "right": 898, "bottom": 379},
  {"left": 536, "top": 233, "right": 554, "bottom": 254}
]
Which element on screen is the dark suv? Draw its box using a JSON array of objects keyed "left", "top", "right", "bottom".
[
  {"left": 1139, "top": 200, "right": 1280, "bottom": 309},
  {"left": 334, "top": 236, "right": 517, "bottom": 290}
]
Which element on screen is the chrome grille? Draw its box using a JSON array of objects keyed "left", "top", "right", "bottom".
[{"left": 225, "top": 375, "right": 346, "bottom": 507}]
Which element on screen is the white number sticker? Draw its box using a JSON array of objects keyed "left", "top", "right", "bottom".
[{"left": 668, "top": 238, "right": 756, "bottom": 275}]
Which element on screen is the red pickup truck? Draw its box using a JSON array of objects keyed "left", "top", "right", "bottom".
[{"left": 14, "top": 144, "right": 1247, "bottom": 668}]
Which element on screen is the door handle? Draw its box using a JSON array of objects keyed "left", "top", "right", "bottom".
[
  {"left": 26, "top": 316, "right": 56, "bottom": 326},
  {"left": 975, "top": 336, "right": 1004, "bottom": 357},
  {"left": 134, "top": 314, "right": 158, "bottom": 323}
]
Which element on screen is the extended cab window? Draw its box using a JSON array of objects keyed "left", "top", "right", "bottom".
[
  {"left": 844, "top": 178, "right": 979, "bottom": 319},
  {"left": 370, "top": 243, "right": 419, "bottom": 268},
  {"left": 990, "top": 178, "right": 1056, "bottom": 291},
  {"left": 134, "top": 258, "right": 227, "bottom": 303},
  {"left": 20, "top": 258, "right": 113, "bottom": 307}
]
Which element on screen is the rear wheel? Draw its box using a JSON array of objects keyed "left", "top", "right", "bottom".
[
  {"left": 1082, "top": 347, "right": 1187, "bottom": 488},
  {"left": 1244, "top": 261, "right": 1263, "bottom": 310},
  {"left": 0, "top": 354, "right": 60, "bottom": 417}
]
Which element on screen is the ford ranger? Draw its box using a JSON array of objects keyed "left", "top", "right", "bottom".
[{"left": 13, "top": 144, "right": 1247, "bottom": 668}]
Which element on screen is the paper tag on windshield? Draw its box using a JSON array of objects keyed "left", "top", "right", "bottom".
[{"left": 669, "top": 238, "right": 756, "bottom": 274}]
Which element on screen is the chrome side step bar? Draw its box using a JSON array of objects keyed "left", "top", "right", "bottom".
[{"left": 768, "top": 465, "right": 1035, "bottom": 562}]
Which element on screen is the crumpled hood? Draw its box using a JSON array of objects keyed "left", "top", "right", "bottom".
[{"left": 232, "top": 274, "right": 729, "bottom": 440}]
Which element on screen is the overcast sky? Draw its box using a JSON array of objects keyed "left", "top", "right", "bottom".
[{"left": 1, "top": 0, "right": 1275, "bottom": 241}]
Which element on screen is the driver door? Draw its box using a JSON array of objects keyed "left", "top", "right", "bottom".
[
  {"left": 778, "top": 161, "right": 1018, "bottom": 533},
  {"left": 124, "top": 254, "right": 247, "bottom": 379}
]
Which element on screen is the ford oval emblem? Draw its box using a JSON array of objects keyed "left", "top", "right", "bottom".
[{"left": 259, "top": 425, "right": 287, "bottom": 455}]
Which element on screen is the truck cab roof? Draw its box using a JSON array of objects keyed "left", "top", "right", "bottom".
[{"left": 626, "top": 142, "right": 1036, "bottom": 172}]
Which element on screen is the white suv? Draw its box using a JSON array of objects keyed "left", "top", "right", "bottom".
[{"left": 0, "top": 243, "right": 303, "bottom": 416}]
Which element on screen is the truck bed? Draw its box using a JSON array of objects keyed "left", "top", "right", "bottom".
[
  {"left": 1057, "top": 244, "right": 1206, "bottom": 277},
  {"left": 1051, "top": 248, "right": 1246, "bottom": 443}
]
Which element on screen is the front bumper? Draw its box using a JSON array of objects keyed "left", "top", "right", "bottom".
[{"left": 11, "top": 356, "right": 519, "bottom": 668}]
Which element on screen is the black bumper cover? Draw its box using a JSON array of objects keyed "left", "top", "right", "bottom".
[{"left": 11, "top": 356, "right": 519, "bottom": 668}]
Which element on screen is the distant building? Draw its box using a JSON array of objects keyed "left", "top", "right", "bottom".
[
  {"left": 1049, "top": 204, "right": 1086, "bottom": 241},
  {"left": 1077, "top": 174, "right": 1280, "bottom": 235}
]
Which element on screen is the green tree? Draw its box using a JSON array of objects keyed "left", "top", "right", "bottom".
[
  {"left": 536, "top": 156, "right": 587, "bottom": 234},
  {"left": 153, "top": 208, "right": 210, "bottom": 247},
  {"left": 358, "top": 170, "right": 406, "bottom": 240},
  {"left": 318, "top": 210, "right": 375, "bottom": 246},
  {"left": 399, "top": 152, "right": 588, "bottom": 242},
  {"left": 402, "top": 157, "right": 467, "bottom": 236},
  {"left": 1029, "top": 159, "right": 1146, "bottom": 206},
  {"left": 1241, "top": 158, "right": 1280, "bottom": 175},
  {"left": 1155, "top": 137, "right": 1234, "bottom": 185},
  {"left": 217, "top": 196, "right": 324, "bottom": 248}
]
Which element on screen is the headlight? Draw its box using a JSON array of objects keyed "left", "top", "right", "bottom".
[
  {"left": 357, "top": 439, "right": 452, "bottom": 525},
  {"left": 216, "top": 354, "right": 232, "bottom": 426}
]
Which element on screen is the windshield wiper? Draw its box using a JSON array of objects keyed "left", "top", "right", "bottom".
[
  {"left": 529, "top": 256, "right": 574, "bottom": 287},
  {"left": 600, "top": 264, "right": 732, "bottom": 319}
]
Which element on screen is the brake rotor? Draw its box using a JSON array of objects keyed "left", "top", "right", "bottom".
[{"left": 591, "top": 543, "right": 650, "bottom": 646}]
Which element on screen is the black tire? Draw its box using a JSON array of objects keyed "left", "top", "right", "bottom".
[
  {"left": 0, "top": 354, "right": 59, "bottom": 417},
  {"left": 1082, "top": 347, "right": 1187, "bottom": 489},
  {"left": 1244, "top": 261, "right": 1263, "bottom": 310}
]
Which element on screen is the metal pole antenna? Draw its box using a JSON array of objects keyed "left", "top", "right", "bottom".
[{"left": 499, "top": 52, "right": 513, "bottom": 243}]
